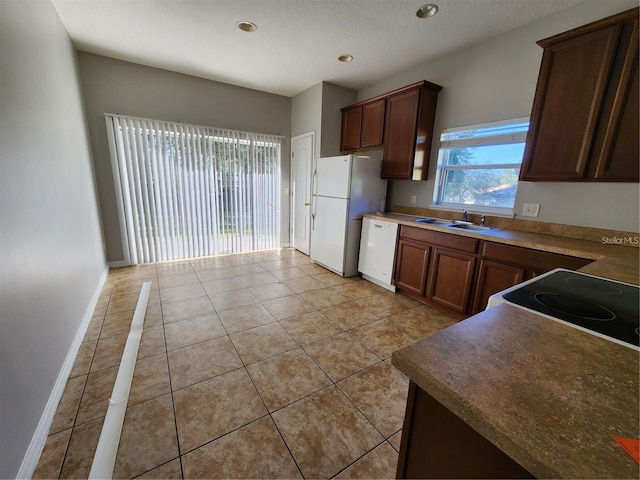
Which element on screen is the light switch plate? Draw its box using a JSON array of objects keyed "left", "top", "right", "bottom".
[
  {"left": 522, "top": 203, "right": 540, "bottom": 217},
  {"left": 410, "top": 196, "right": 417, "bottom": 205}
]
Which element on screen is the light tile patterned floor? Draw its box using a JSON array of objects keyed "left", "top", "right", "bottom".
[{"left": 33, "top": 248, "right": 458, "bottom": 479}]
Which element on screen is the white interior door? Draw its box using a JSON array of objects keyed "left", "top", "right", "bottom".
[{"left": 291, "top": 132, "right": 314, "bottom": 255}]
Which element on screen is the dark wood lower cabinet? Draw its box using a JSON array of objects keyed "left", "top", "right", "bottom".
[
  {"left": 397, "top": 382, "right": 534, "bottom": 479},
  {"left": 468, "top": 241, "right": 592, "bottom": 314},
  {"left": 472, "top": 260, "right": 526, "bottom": 312},
  {"left": 394, "top": 226, "right": 592, "bottom": 318},
  {"left": 427, "top": 248, "right": 476, "bottom": 315},
  {"left": 395, "top": 239, "right": 430, "bottom": 297},
  {"left": 394, "top": 226, "right": 479, "bottom": 317}
]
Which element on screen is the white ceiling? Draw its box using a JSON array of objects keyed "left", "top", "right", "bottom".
[{"left": 52, "top": 0, "right": 583, "bottom": 97}]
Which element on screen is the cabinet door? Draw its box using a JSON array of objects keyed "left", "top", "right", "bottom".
[
  {"left": 395, "top": 239, "right": 430, "bottom": 297},
  {"left": 472, "top": 260, "right": 526, "bottom": 314},
  {"left": 427, "top": 248, "right": 476, "bottom": 315},
  {"left": 340, "top": 107, "right": 362, "bottom": 151},
  {"left": 590, "top": 20, "right": 639, "bottom": 181},
  {"left": 520, "top": 24, "right": 621, "bottom": 180},
  {"left": 360, "top": 99, "right": 385, "bottom": 148},
  {"left": 382, "top": 88, "right": 420, "bottom": 179}
]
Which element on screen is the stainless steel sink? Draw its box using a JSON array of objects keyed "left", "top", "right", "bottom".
[
  {"left": 415, "top": 218, "right": 494, "bottom": 231},
  {"left": 447, "top": 222, "right": 494, "bottom": 231},
  {"left": 414, "top": 217, "right": 455, "bottom": 225}
]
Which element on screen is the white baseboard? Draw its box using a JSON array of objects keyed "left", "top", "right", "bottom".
[
  {"left": 17, "top": 266, "right": 109, "bottom": 479},
  {"left": 281, "top": 243, "right": 291, "bottom": 248},
  {"left": 108, "top": 260, "right": 130, "bottom": 268}
]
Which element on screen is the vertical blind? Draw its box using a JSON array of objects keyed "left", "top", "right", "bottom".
[{"left": 105, "top": 114, "right": 282, "bottom": 264}]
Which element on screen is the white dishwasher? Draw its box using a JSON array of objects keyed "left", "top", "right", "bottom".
[{"left": 358, "top": 217, "right": 398, "bottom": 291}]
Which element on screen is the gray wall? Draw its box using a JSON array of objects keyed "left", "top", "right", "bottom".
[
  {"left": 292, "top": 82, "right": 323, "bottom": 158},
  {"left": 0, "top": 2, "right": 107, "bottom": 477},
  {"left": 320, "top": 82, "right": 357, "bottom": 157},
  {"left": 77, "top": 53, "right": 292, "bottom": 262},
  {"left": 291, "top": 81, "right": 357, "bottom": 159},
  {"left": 360, "top": 0, "right": 639, "bottom": 232}
]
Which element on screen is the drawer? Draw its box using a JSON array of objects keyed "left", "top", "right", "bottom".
[
  {"left": 400, "top": 226, "right": 478, "bottom": 254},
  {"left": 480, "top": 241, "right": 590, "bottom": 272}
]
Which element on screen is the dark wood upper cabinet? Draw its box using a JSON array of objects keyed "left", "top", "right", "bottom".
[
  {"left": 381, "top": 88, "right": 421, "bottom": 179},
  {"left": 360, "top": 99, "right": 386, "bottom": 148},
  {"left": 520, "top": 8, "right": 639, "bottom": 182},
  {"left": 340, "top": 107, "right": 363, "bottom": 151},
  {"left": 340, "top": 80, "right": 442, "bottom": 180},
  {"left": 382, "top": 81, "right": 441, "bottom": 180},
  {"left": 340, "top": 98, "right": 385, "bottom": 152},
  {"left": 589, "top": 18, "right": 639, "bottom": 181}
]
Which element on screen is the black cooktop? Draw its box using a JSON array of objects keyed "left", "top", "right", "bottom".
[{"left": 503, "top": 269, "right": 639, "bottom": 348}]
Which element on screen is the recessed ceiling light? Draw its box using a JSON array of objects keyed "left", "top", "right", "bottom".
[
  {"left": 338, "top": 54, "right": 353, "bottom": 63},
  {"left": 237, "top": 21, "right": 257, "bottom": 32},
  {"left": 416, "top": 4, "right": 438, "bottom": 18}
]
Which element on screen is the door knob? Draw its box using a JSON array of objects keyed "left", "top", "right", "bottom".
[{"left": 304, "top": 202, "right": 310, "bottom": 206}]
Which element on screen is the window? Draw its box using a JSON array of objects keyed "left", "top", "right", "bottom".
[
  {"left": 106, "top": 114, "right": 282, "bottom": 264},
  {"left": 434, "top": 118, "right": 529, "bottom": 214}
]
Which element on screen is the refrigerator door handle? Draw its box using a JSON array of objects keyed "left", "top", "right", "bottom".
[
  {"left": 312, "top": 168, "right": 318, "bottom": 200},
  {"left": 311, "top": 169, "right": 318, "bottom": 230}
]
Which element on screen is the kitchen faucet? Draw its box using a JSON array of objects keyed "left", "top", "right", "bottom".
[{"left": 462, "top": 209, "right": 468, "bottom": 222}]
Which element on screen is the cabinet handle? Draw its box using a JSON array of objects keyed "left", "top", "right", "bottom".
[
  {"left": 304, "top": 202, "right": 310, "bottom": 206},
  {"left": 374, "top": 224, "right": 383, "bottom": 228}
]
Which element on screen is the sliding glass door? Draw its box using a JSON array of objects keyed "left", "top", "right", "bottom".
[{"left": 106, "top": 114, "right": 282, "bottom": 264}]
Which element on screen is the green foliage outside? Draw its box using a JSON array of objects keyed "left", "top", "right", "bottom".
[
  {"left": 140, "top": 130, "right": 279, "bottom": 239},
  {"left": 442, "top": 147, "right": 519, "bottom": 208}
]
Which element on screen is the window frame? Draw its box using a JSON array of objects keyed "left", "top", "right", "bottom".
[{"left": 433, "top": 117, "right": 529, "bottom": 216}]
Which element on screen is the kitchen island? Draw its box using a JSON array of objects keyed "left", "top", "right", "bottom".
[{"left": 392, "top": 303, "right": 640, "bottom": 479}]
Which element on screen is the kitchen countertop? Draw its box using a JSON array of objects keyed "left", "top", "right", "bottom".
[
  {"left": 392, "top": 303, "right": 640, "bottom": 479},
  {"left": 364, "top": 212, "right": 640, "bottom": 284},
  {"left": 384, "top": 211, "right": 640, "bottom": 478}
]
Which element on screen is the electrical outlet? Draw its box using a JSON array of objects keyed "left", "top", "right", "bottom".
[
  {"left": 410, "top": 195, "right": 417, "bottom": 205},
  {"left": 522, "top": 203, "right": 540, "bottom": 217}
]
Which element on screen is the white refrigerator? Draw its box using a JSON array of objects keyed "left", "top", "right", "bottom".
[{"left": 310, "top": 154, "right": 388, "bottom": 277}]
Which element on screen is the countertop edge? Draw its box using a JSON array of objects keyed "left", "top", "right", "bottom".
[
  {"left": 364, "top": 212, "right": 639, "bottom": 284},
  {"left": 391, "top": 303, "right": 640, "bottom": 479},
  {"left": 391, "top": 346, "right": 559, "bottom": 479},
  {"left": 391, "top": 345, "right": 561, "bottom": 478}
]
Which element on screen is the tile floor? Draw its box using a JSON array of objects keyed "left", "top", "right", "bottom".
[{"left": 33, "top": 248, "right": 458, "bottom": 479}]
